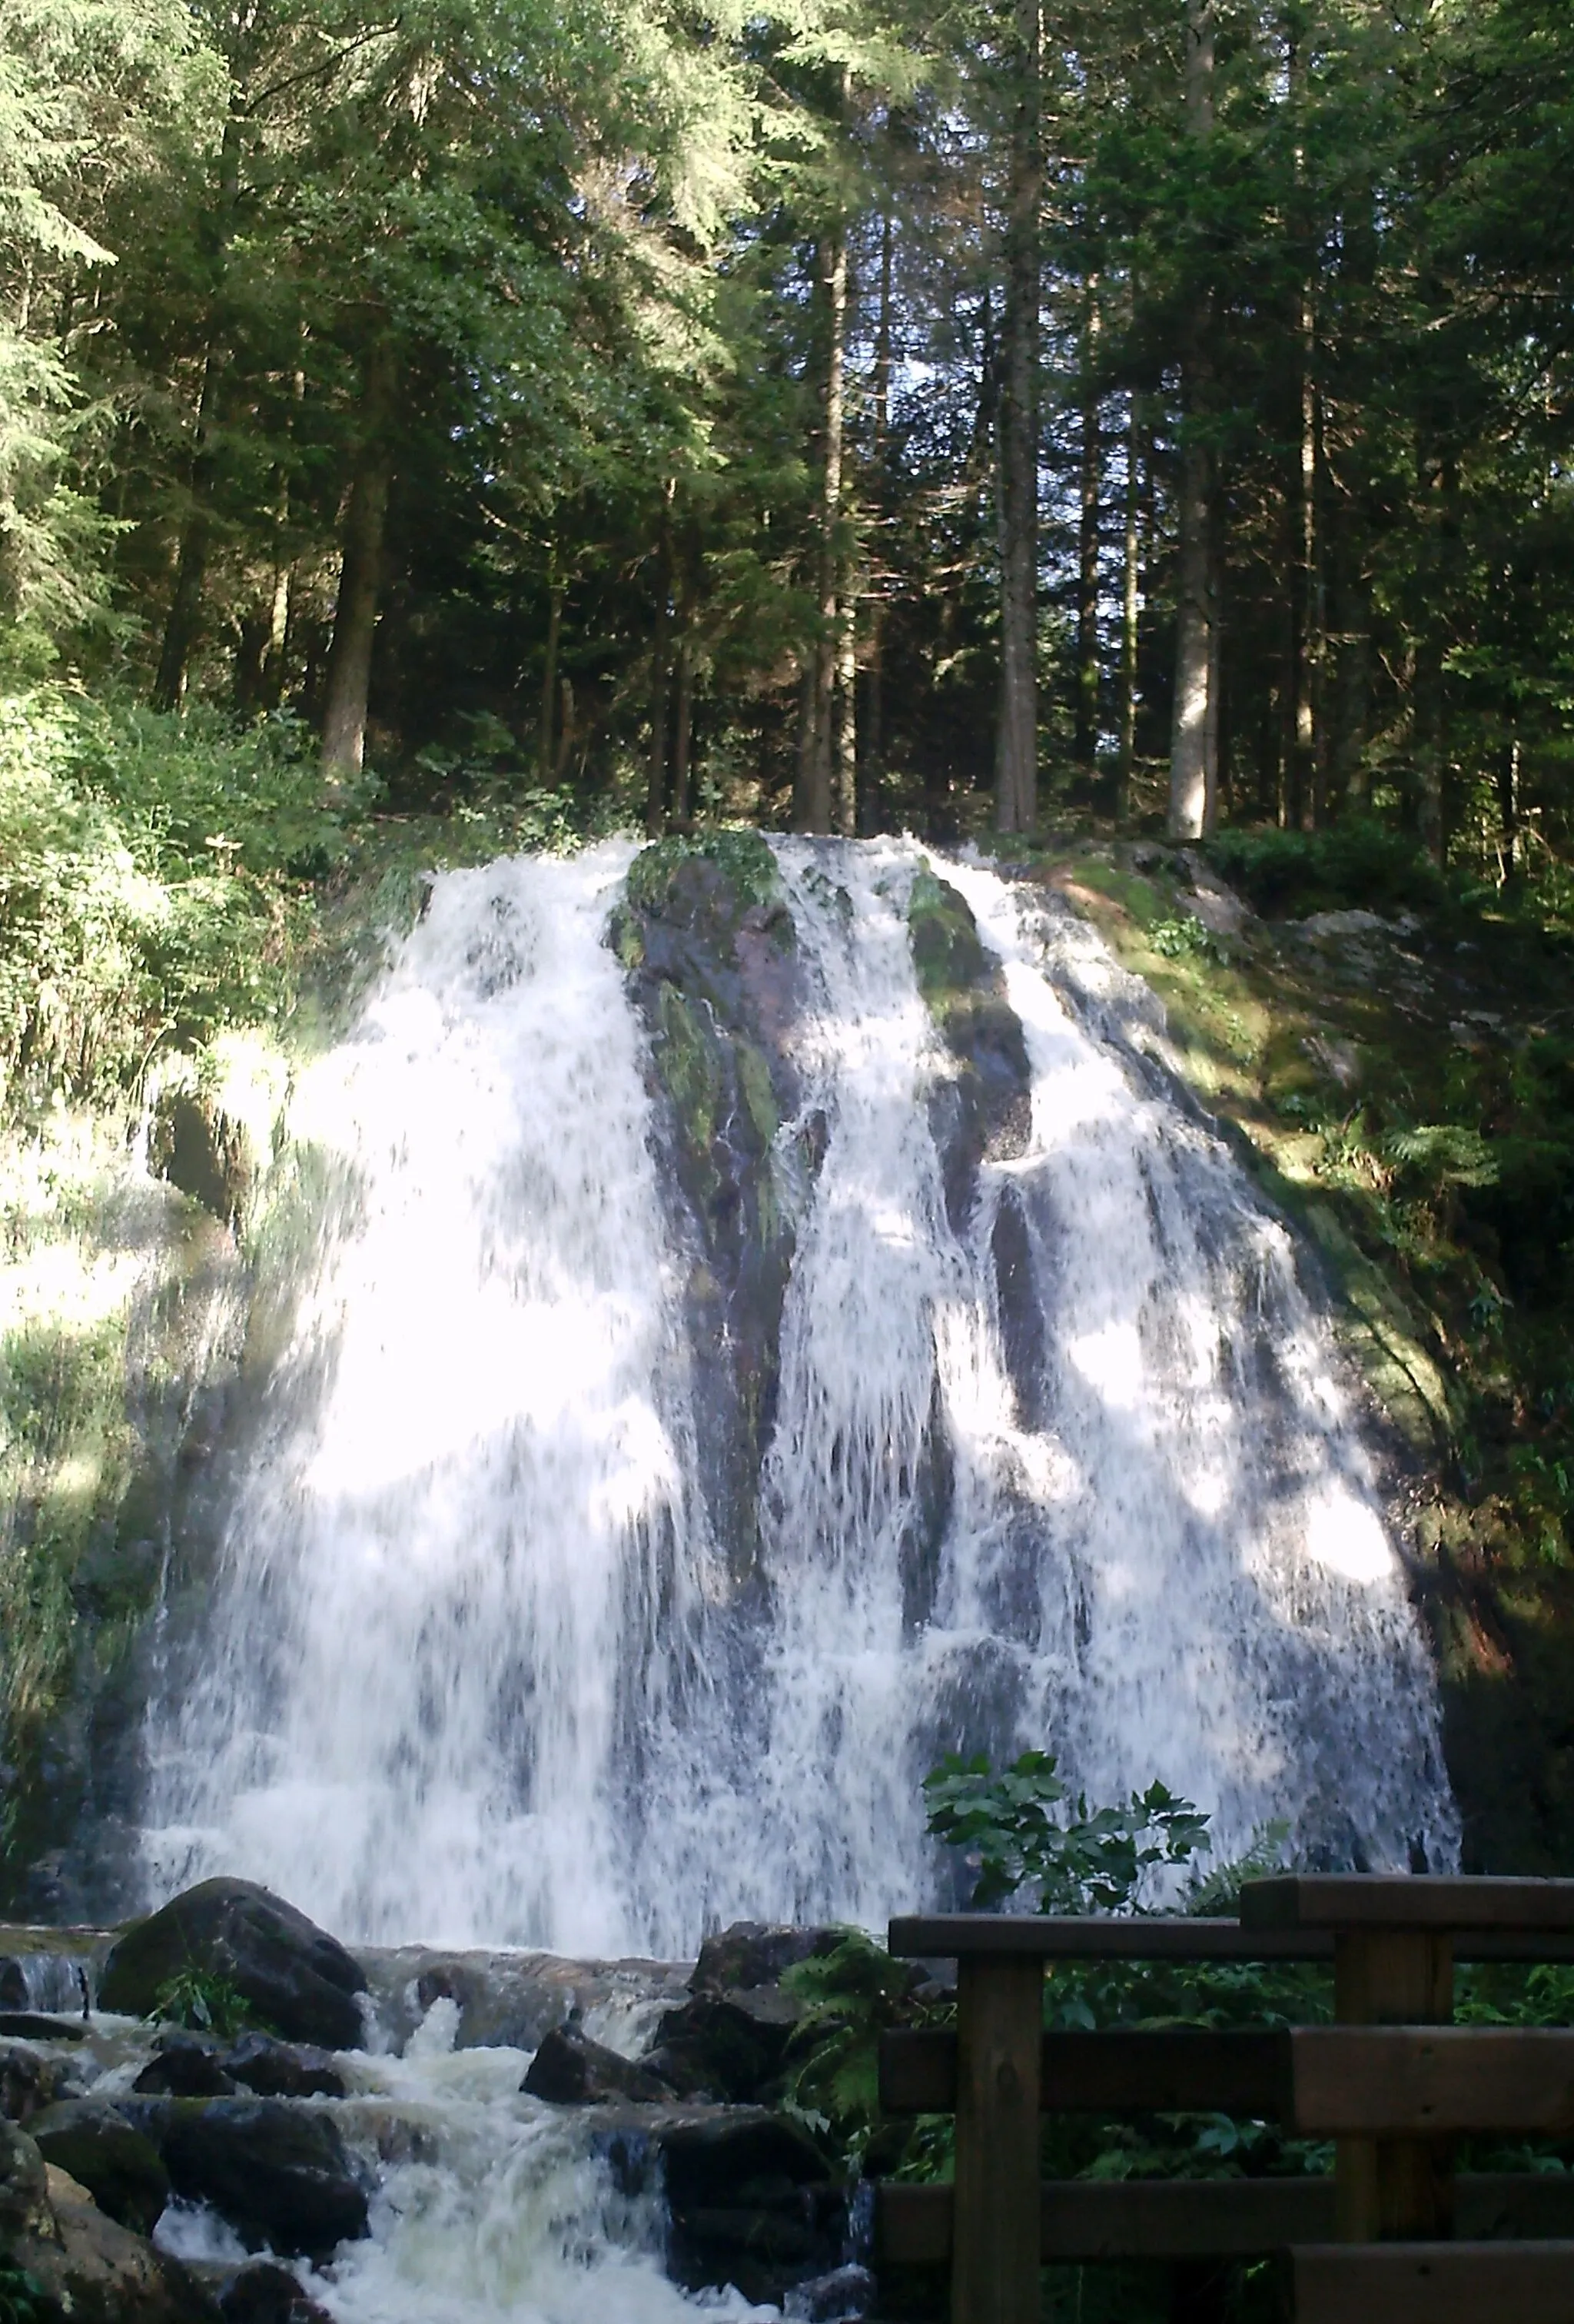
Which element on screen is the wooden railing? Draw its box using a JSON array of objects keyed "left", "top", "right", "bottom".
[{"left": 876, "top": 1877, "right": 1574, "bottom": 2324}]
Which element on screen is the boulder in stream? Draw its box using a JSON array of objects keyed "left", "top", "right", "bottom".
[
  {"left": 522, "top": 2020, "right": 673, "bottom": 2104},
  {"left": 134, "top": 2029, "right": 238, "bottom": 2097},
  {"left": 646, "top": 1987, "right": 802, "bottom": 2103},
  {"left": 3, "top": 2128, "right": 216, "bottom": 2323},
  {"left": 221, "top": 2032, "right": 344, "bottom": 2101},
  {"left": 154, "top": 2098, "right": 370, "bottom": 2262},
  {"left": 689, "top": 1922, "right": 839, "bottom": 1993},
  {"left": 99, "top": 1880, "right": 367, "bottom": 2051},
  {"left": 28, "top": 2096, "right": 171, "bottom": 2235},
  {"left": 0, "top": 2114, "right": 53, "bottom": 2241},
  {"left": 656, "top": 2108, "right": 845, "bottom": 2309}
]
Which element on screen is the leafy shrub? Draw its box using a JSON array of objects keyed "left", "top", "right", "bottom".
[
  {"left": 0, "top": 689, "right": 371, "bottom": 1114},
  {"left": 1204, "top": 822, "right": 1443, "bottom": 919},
  {"left": 0, "top": 2256, "right": 44, "bottom": 2324},
  {"left": 779, "top": 1929, "right": 928, "bottom": 2160},
  {"left": 148, "top": 1966, "right": 265, "bottom": 2039},
  {"left": 923, "top": 1750, "right": 1211, "bottom": 1912}
]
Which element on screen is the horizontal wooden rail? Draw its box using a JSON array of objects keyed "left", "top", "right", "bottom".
[
  {"left": 880, "top": 2027, "right": 1288, "bottom": 2116},
  {"left": 1244, "top": 1875, "right": 1574, "bottom": 1933},
  {"left": 888, "top": 1913, "right": 1574, "bottom": 1963},
  {"left": 882, "top": 2024, "right": 1574, "bottom": 2134},
  {"left": 1294, "top": 2025, "right": 1574, "bottom": 2136},
  {"left": 1290, "top": 2240, "right": 1574, "bottom": 2324},
  {"left": 877, "top": 2175, "right": 1574, "bottom": 2265}
]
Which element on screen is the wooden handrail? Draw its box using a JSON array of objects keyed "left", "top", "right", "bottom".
[
  {"left": 880, "top": 1880, "right": 1574, "bottom": 2324},
  {"left": 878, "top": 2173, "right": 1574, "bottom": 2263}
]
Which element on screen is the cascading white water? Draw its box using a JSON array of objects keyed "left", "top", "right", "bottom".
[
  {"left": 143, "top": 836, "right": 1456, "bottom": 1955},
  {"left": 145, "top": 844, "right": 715, "bottom": 1951}
]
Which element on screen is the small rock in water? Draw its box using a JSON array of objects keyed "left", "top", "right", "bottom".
[
  {"left": 135, "top": 2030, "right": 239, "bottom": 2098},
  {"left": 0, "top": 2040, "right": 69, "bottom": 2125},
  {"left": 221, "top": 2033, "right": 344, "bottom": 2102},
  {"left": 785, "top": 2263, "right": 876, "bottom": 2322},
  {"left": 99, "top": 1880, "right": 367, "bottom": 2052},
  {"left": 219, "top": 2258, "right": 335, "bottom": 2323},
  {"left": 522, "top": 2021, "right": 673, "bottom": 2104},
  {"left": 29, "top": 2096, "right": 171, "bottom": 2236},
  {"left": 0, "top": 1959, "right": 28, "bottom": 2010},
  {"left": 0, "top": 2008, "right": 88, "bottom": 2041}
]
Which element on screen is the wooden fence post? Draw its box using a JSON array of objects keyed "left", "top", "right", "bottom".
[
  {"left": 952, "top": 1953, "right": 1043, "bottom": 2324},
  {"left": 1333, "top": 1928, "right": 1454, "bottom": 2243}
]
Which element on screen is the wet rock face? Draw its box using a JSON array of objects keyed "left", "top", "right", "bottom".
[
  {"left": 615, "top": 836, "right": 809, "bottom": 1583},
  {"left": 99, "top": 1880, "right": 367, "bottom": 2051},
  {"left": 0, "top": 2041, "right": 71, "bottom": 2125},
  {"left": 658, "top": 2110, "right": 846, "bottom": 2312},
  {"left": 141, "top": 2097, "right": 370, "bottom": 2262},
  {"left": 906, "top": 868, "right": 1032, "bottom": 1235},
  {"left": 28, "top": 2097, "right": 171, "bottom": 2236},
  {"left": 218, "top": 2259, "right": 334, "bottom": 2324}
]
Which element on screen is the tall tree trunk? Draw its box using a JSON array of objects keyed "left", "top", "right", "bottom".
[
  {"left": 152, "top": 344, "right": 224, "bottom": 711},
  {"left": 320, "top": 341, "right": 394, "bottom": 784},
  {"left": 793, "top": 660, "right": 819, "bottom": 831},
  {"left": 995, "top": 0, "right": 1042, "bottom": 835},
  {"left": 1288, "top": 307, "right": 1322, "bottom": 829},
  {"left": 835, "top": 604, "right": 857, "bottom": 837},
  {"left": 539, "top": 546, "right": 563, "bottom": 785},
  {"left": 1286, "top": 12, "right": 1321, "bottom": 829},
  {"left": 151, "top": 111, "right": 242, "bottom": 713},
  {"left": 672, "top": 540, "right": 698, "bottom": 826},
  {"left": 1497, "top": 734, "right": 1520, "bottom": 886},
  {"left": 1075, "top": 281, "right": 1102, "bottom": 770},
  {"left": 1117, "top": 391, "right": 1145, "bottom": 815},
  {"left": 795, "top": 218, "right": 848, "bottom": 836},
  {"left": 645, "top": 482, "right": 676, "bottom": 837},
  {"left": 862, "top": 206, "right": 894, "bottom": 834},
  {"left": 813, "top": 225, "right": 848, "bottom": 833},
  {"left": 1168, "top": 0, "right": 1220, "bottom": 839}
]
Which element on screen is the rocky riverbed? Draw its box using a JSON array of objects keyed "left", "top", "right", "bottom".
[{"left": 0, "top": 1881, "right": 883, "bottom": 2324}]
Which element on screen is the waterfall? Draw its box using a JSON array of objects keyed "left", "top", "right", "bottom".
[{"left": 142, "top": 838, "right": 1456, "bottom": 1951}]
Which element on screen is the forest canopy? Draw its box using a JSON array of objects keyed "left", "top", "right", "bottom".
[{"left": 4, "top": 0, "right": 1573, "bottom": 873}]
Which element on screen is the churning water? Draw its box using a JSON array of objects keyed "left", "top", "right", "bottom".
[{"left": 142, "top": 838, "right": 1456, "bottom": 1953}]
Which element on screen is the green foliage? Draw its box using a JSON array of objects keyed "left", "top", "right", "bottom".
[
  {"left": 922, "top": 1750, "right": 1211, "bottom": 1913},
  {"left": 0, "top": 2255, "right": 45, "bottom": 2324},
  {"left": 148, "top": 1966, "right": 262, "bottom": 2039},
  {"left": 1147, "top": 916, "right": 1227, "bottom": 965},
  {"left": 0, "top": 690, "right": 369, "bottom": 1115},
  {"left": 1204, "top": 826, "right": 1445, "bottom": 921},
  {"left": 778, "top": 1929, "right": 925, "bottom": 2159},
  {"left": 1383, "top": 1123, "right": 1500, "bottom": 1192},
  {"left": 625, "top": 828, "right": 781, "bottom": 916}
]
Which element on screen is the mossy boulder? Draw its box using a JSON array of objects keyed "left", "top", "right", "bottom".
[
  {"left": 99, "top": 1880, "right": 366, "bottom": 2052},
  {"left": 28, "top": 2099, "right": 171, "bottom": 2236}
]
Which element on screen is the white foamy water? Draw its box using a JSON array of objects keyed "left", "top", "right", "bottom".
[
  {"left": 144, "top": 845, "right": 714, "bottom": 1950},
  {"left": 142, "top": 837, "right": 1456, "bottom": 1958}
]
